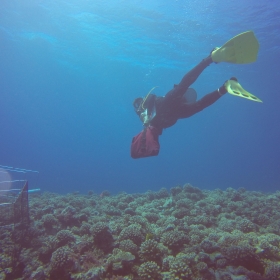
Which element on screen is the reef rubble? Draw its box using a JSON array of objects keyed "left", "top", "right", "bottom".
[{"left": 1, "top": 183, "right": 280, "bottom": 279}]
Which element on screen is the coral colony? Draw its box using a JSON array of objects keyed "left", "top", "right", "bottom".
[{"left": 1, "top": 184, "right": 280, "bottom": 279}]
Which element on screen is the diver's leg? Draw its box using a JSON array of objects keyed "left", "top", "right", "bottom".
[
  {"left": 178, "top": 55, "right": 213, "bottom": 92},
  {"left": 177, "top": 84, "right": 227, "bottom": 119},
  {"left": 165, "top": 55, "right": 213, "bottom": 102}
]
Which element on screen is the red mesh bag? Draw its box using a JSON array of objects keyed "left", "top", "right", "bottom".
[{"left": 131, "top": 126, "right": 161, "bottom": 159}]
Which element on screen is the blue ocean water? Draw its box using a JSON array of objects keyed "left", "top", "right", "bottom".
[{"left": 0, "top": 0, "right": 279, "bottom": 195}]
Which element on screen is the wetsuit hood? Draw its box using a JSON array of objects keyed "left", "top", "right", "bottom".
[{"left": 133, "top": 97, "right": 144, "bottom": 115}]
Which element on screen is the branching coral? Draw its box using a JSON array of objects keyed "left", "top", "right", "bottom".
[
  {"left": 160, "top": 230, "right": 189, "bottom": 252},
  {"left": 138, "top": 261, "right": 161, "bottom": 279},
  {"left": 49, "top": 247, "right": 77, "bottom": 279},
  {"left": 139, "top": 240, "right": 162, "bottom": 263},
  {"left": 118, "top": 224, "right": 144, "bottom": 246},
  {"left": 91, "top": 222, "right": 113, "bottom": 253},
  {"left": 107, "top": 248, "right": 135, "bottom": 274}
]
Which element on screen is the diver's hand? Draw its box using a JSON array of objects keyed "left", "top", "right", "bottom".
[{"left": 140, "top": 109, "right": 150, "bottom": 125}]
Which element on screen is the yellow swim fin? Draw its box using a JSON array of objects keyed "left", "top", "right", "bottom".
[
  {"left": 225, "top": 80, "right": 262, "bottom": 102},
  {"left": 211, "top": 31, "right": 259, "bottom": 64}
]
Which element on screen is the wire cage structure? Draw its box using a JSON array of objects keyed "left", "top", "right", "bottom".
[
  {"left": 0, "top": 165, "right": 39, "bottom": 277},
  {"left": 0, "top": 181, "right": 30, "bottom": 228}
]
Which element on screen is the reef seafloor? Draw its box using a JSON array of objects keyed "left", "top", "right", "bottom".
[{"left": 1, "top": 183, "right": 280, "bottom": 280}]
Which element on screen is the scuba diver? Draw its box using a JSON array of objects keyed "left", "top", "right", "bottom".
[{"left": 131, "top": 31, "right": 262, "bottom": 159}]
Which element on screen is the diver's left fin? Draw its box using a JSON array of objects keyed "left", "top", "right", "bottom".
[{"left": 225, "top": 79, "right": 262, "bottom": 102}]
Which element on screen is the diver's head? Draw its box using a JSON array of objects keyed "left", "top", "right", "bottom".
[
  {"left": 133, "top": 97, "right": 144, "bottom": 115},
  {"left": 133, "top": 97, "right": 149, "bottom": 124}
]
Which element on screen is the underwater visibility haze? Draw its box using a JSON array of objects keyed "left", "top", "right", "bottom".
[
  {"left": 3, "top": 1, "right": 280, "bottom": 280},
  {"left": 1, "top": 0, "right": 280, "bottom": 195}
]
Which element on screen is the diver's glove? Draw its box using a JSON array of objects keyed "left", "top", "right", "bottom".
[
  {"left": 218, "top": 77, "right": 238, "bottom": 96},
  {"left": 140, "top": 109, "right": 150, "bottom": 125}
]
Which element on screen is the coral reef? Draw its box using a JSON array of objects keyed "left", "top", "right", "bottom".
[
  {"left": 138, "top": 261, "right": 161, "bottom": 279},
  {"left": 49, "top": 246, "right": 77, "bottom": 279},
  {"left": 1, "top": 185, "right": 280, "bottom": 279},
  {"left": 139, "top": 239, "right": 163, "bottom": 263}
]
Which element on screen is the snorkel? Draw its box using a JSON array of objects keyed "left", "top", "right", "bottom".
[{"left": 140, "top": 86, "right": 159, "bottom": 110}]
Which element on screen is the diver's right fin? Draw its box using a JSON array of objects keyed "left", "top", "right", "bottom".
[
  {"left": 211, "top": 31, "right": 259, "bottom": 64},
  {"left": 225, "top": 79, "right": 262, "bottom": 102}
]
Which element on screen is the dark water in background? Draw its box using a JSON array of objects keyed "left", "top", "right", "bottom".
[{"left": 0, "top": 0, "right": 279, "bottom": 195}]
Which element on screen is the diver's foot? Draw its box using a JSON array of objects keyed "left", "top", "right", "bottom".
[
  {"left": 229, "top": 77, "right": 238, "bottom": 82},
  {"left": 210, "top": 47, "right": 219, "bottom": 54},
  {"left": 204, "top": 47, "right": 220, "bottom": 64},
  {"left": 210, "top": 47, "right": 220, "bottom": 63},
  {"left": 220, "top": 77, "right": 239, "bottom": 95},
  {"left": 218, "top": 77, "right": 238, "bottom": 95}
]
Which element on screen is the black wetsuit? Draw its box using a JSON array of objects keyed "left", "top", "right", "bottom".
[{"left": 143, "top": 56, "right": 226, "bottom": 131}]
